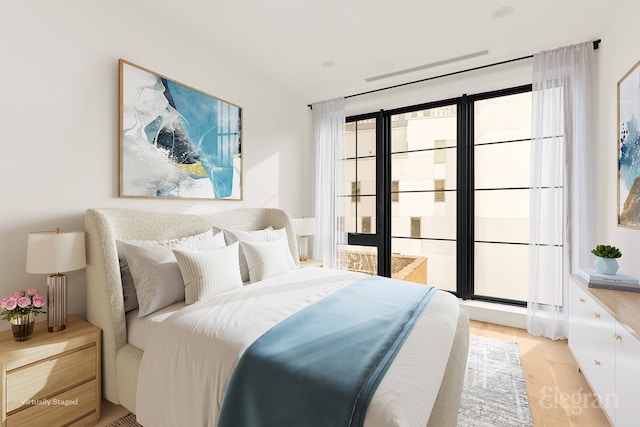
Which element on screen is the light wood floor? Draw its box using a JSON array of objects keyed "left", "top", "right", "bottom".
[
  {"left": 95, "top": 320, "right": 611, "bottom": 427},
  {"left": 470, "top": 320, "right": 611, "bottom": 427}
]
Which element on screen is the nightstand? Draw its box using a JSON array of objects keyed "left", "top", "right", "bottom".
[
  {"left": 300, "top": 259, "right": 323, "bottom": 268},
  {"left": 0, "top": 316, "right": 101, "bottom": 427}
]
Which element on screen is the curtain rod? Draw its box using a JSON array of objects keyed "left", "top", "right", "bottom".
[{"left": 308, "top": 39, "right": 601, "bottom": 109}]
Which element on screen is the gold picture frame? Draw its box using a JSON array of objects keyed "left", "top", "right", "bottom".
[{"left": 617, "top": 59, "right": 640, "bottom": 228}]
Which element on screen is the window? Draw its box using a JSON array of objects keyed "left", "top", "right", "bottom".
[
  {"left": 343, "top": 119, "right": 377, "bottom": 234},
  {"left": 434, "top": 140, "right": 447, "bottom": 164},
  {"left": 342, "top": 85, "right": 534, "bottom": 305},
  {"left": 473, "top": 91, "right": 532, "bottom": 303},
  {"left": 351, "top": 181, "right": 361, "bottom": 202},
  {"left": 410, "top": 217, "right": 421, "bottom": 238},
  {"left": 391, "top": 181, "right": 399, "bottom": 202},
  {"left": 434, "top": 179, "right": 445, "bottom": 202},
  {"left": 390, "top": 104, "right": 457, "bottom": 290},
  {"left": 362, "top": 216, "right": 372, "bottom": 233}
]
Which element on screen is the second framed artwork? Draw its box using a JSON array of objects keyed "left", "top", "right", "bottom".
[
  {"left": 119, "top": 59, "right": 242, "bottom": 200},
  {"left": 618, "top": 59, "right": 640, "bottom": 228}
]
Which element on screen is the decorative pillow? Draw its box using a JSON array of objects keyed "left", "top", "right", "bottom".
[
  {"left": 223, "top": 227, "right": 296, "bottom": 282},
  {"left": 120, "top": 242, "right": 185, "bottom": 317},
  {"left": 173, "top": 243, "right": 243, "bottom": 304},
  {"left": 119, "top": 256, "right": 139, "bottom": 312},
  {"left": 240, "top": 238, "right": 291, "bottom": 283},
  {"left": 119, "top": 230, "right": 226, "bottom": 316}
]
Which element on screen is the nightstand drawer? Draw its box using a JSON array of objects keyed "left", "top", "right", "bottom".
[
  {"left": 0, "top": 316, "right": 101, "bottom": 427},
  {"left": 6, "top": 379, "right": 97, "bottom": 427},
  {"left": 6, "top": 346, "right": 96, "bottom": 413}
]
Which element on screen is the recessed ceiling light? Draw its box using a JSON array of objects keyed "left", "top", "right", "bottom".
[
  {"left": 322, "top": 60, "right": 335, "bottom": 69},
  {"left": 492, "top": 5, "right": 514, "bottom": 18}
]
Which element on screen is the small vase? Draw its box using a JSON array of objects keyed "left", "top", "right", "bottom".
[
  {"left": 594, "top": 257, "right": 619, "bottom": 275},
  {"left": 10, "top": 312, "right": 36, "bottom": 342}
]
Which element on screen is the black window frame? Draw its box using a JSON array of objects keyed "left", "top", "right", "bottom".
[{"left": 344, "top": 84, "right": 532, "bottom": 306}]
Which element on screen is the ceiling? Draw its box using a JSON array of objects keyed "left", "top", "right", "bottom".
[{"left": 134, "top": 0, "right": 611, "bottom": 103}]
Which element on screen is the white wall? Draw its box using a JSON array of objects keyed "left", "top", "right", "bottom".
[
  {"left": 599, "top": 0, "right": 640, "bottom": 277},
  {"left": 0, "top": 0, "right": 311, "bottom": 330},
  {"left": 345, "top": 59, "right": 533, "bottom": 116}
]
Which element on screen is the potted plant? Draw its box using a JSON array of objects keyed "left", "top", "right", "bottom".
[
  {"left": 0, "top": 289, "right": 46, "bottom": 341},
  {"left": 591, "top": 244, "right": 622, "bottom": 275}
]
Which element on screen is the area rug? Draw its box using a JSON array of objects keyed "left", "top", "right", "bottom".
[
  {"left": 106, "top": 413, "right": 141, "bottom": 427},
  {"left": 108, "top": 334, "right": 533, "bottom": 427},
  {"left": 457, "top": 334, "right": 533, "bottom": 427}
]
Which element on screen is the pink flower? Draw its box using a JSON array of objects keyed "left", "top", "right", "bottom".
[
  {"left": 33, "top": 295, "right": 45, "bottom": 308},
  {"left": 9, "top": 291, "right": 23, "bottom": 299},
  {"left": 26, "top": 288, "right": 39, "bottom": 297},
  {"left": 0, "top": 298, "right": 7, "bottom": 309},
  {"left": 5, "top": 297, "right": 17, "bottom": 310},
  {"left": 17, "top": 297, "right": 31, "bottom": 308}
]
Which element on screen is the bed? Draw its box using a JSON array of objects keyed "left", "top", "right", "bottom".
[{"left": 84, "top": 207, "right": 469, "bottom": 427}]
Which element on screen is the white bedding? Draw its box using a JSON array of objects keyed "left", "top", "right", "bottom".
[
  {"left": 126, "top": 302, "right": 185, "bottom": 350},
  {"left": 136, "top": 267, "right": 459, "bottom": 427}
]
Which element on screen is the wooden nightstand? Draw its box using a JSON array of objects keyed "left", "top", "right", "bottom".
[
  {"left": 299, "top": 259, "right": 323, "bottom": 268},
  {"left": 0, "top": 316, "right": 101, "bottom": 427}
]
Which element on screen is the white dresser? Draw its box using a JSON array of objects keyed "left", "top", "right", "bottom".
[{"left": 568, "top": 275, "right": 640, "bottom": 426}]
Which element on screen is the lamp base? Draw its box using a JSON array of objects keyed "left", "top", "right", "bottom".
[
  {"left": 298, "top": 236, "right": 309, "bottom": 262},
  {"left": 47, "top": 273, "right": 67, "bottom": 333}
]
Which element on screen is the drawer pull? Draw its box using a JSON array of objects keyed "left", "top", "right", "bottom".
[
  {"left": 594, "top": 313, "right": 600, "bottom": 319},
  {"left": 594, "top": 360, "right": 601, "bottom": 366},
  {"left": 614, "top": 334, "right": 622, "bottom": 342},
  {"left": 579, "top": 298, "right": 585, "bottom": 303}
]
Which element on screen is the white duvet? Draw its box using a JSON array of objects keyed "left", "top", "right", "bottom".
[{"left": 136, "top": 268, "right": 459, "bottom": 427}]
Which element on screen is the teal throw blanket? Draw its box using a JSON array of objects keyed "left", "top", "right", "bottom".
[{"left": 217, "top": 276, "right": 436, "bottom": 427}]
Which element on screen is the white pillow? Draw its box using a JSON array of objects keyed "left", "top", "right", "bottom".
[
  {"left": 240, "top": 238, "right": 291, "bottom": 283},
  {"left": 223, "top": 227, "right": 297, "bottom": 282},
  {"left": 119, "top": 255, "right": 139, "bottom": 312},
  {"left": 120, "top": 230, "right": 226, "bottom": 316},
  {"left": 120, "top": 242, "right": 185, "bottom": 317},
  {"left": 173, "top": 243, "right": 243, "bottom": 304}
]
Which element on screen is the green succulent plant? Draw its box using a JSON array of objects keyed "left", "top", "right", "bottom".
[{"left": 591, "top": 244, "right": 622, "bottom": 259}]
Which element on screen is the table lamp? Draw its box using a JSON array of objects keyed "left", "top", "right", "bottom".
[
  {"left": 292, "top": 218, "right": 315, "bottom": 261},
  {"left": 26, "top": 229, "right": 86, "bottom": 332}
]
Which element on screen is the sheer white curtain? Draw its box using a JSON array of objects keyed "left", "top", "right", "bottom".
[
  {"left": 528, "top": 42, "right": 596, "bottom": 340},
  {"left": 311, "top": 98, "right": 346, "bottom": 268}
]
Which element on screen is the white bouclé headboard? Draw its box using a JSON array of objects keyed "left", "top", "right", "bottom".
[{"left": 84, "top": 207, "right": 299, "bottom": 403}]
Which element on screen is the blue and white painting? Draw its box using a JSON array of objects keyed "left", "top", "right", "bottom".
[
  {"left": 120, "top": 60, "right": 242, "bottom": 200},
  {"left": 618, "top": 60, "right": 640, "bottom": 227}
]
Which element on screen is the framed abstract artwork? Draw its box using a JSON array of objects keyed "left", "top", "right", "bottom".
[
  {"left": 119, "top": 59, "right": 242, "bottom": 200},
  {"left": 618, "top": 59, "right": 640, "bottom": 228}
]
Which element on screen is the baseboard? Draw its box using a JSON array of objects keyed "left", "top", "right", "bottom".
[{"left": 459, "top": 299, "right": 527, "bottom": 329}]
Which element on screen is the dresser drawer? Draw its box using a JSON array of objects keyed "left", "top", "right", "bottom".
[
  {"left": 6, "top": 346, "right": 96, "bottom": 413},
  {"left": 569, "top": 281, "right": 615, "bottom": 369},
  {"left": 581, "top": 351, "right": 616, "bottom": 422},
  {"left": 6, "top": 379, "right": 97, "bottom": 427}
]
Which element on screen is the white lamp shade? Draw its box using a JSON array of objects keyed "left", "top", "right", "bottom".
[
  {"left": 26, "top": 230, "right": 86, "bottom": 274},
  {"left": 292, "top": 218, "right": 316, "bottom": 236}
]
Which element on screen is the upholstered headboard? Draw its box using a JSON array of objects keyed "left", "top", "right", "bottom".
[{"left": 84, "top": 207, "right": 299, "bottom": 402}]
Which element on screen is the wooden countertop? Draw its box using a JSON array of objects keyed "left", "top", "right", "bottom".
[{"left": 571, "top": 274, "right": 640, "bottom": 341}]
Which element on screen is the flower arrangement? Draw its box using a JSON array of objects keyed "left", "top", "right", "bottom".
[{"left": 0, "top": 289, "right": 46, "bottom": 322}]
